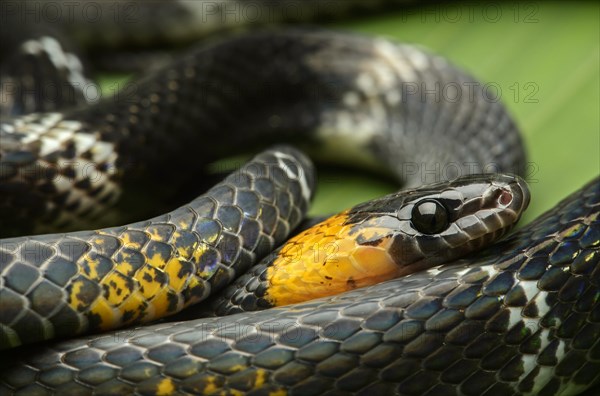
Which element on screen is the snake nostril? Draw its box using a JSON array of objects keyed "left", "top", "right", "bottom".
[{"left": 499, "top": 189, "right": 513, "bottom": 206}]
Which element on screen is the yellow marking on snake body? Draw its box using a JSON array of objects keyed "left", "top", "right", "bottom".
[
  {"left": 253, "top": 369, "right": 268, "bottom": 388},
  {"left": 204, "top": 376, "right": 220, "bottom": 393},
  {"left": 68, "top": 279, "right": 87, "bottom": 311},
  {"left": 165, "top": 257, "right": 187, "bottom": 290},
  {"left": 148, "top": 252, "right": 169, "bottom": 270},
  {"left": 69, "top": 219, "right": 216, "bottom": 331},
  {"left": 178, "top": 242, "right": 197, "bottom": 258},
  {"left": 119, "top": 290, "right": 147, "bottom": 323},
  {"left": 172, "top": 231, "right": 194, "bottom": 258},
  {"left": 148, "top": 228, "right": 165, "bottom": 242},
  {"left": 269, "top": 390, "right": 288, "bottom": 396},
  {"left": 120, "top": 232, "right": 142, "bottom": 249},
  {"left": 104, "top": 271, "right": 133, "bottom": 306},
  {"left": 265, "top": 211, "right": 402, "bottom": 306},
  {"left": 138, "top": 266, "right": 163, "bottom": 299},
  {"left": 183, "top": 276, "right": 207, "bottom": 306},
  {"left": 228, "top": 364, "right": 247, "bottom": 373},
  {"left": 88, "top": 298, "right": 118, "bottom": 330},
  {"left": 114, "top": 251, "right": 136, "bottom": 276},
  {"left": 156, "top": 378, "right": 175, "bottom": 396},
  {"left": 82, "top": 254, "right": 101, "bottom": 280},
  {"left": 193, "top": 243, "right": 209, "bottom": 264},
  {"left": 149, "top": 289, "right": 173, "bottom": 319}
]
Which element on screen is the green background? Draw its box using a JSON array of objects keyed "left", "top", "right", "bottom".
[{"left": 101, "top": 1, "right": 599, "bottom": 226}]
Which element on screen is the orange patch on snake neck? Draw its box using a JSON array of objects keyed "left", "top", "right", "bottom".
[{"left": 264, "top": 211, "right": 403, "bottom": 306}]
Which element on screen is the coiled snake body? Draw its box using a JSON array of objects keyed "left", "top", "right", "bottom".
[{"left": 0, "top": 1, "right": 598, "bottom": 395}]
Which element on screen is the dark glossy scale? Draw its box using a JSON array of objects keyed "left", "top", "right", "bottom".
[
  {"left": 0, "top": 147, "right": 315, "bottom": 349},
  {"left": 0, "top": 177, "right": 597, "bottom": 395}
]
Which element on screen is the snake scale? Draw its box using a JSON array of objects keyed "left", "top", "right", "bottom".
[{"left": 0, "top": 1, "right": 598, "bottom": 395}]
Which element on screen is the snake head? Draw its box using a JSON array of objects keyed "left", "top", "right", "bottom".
[
  {"left": 251, "top": 174, "right": 529, "bottom": 308},
  {"left": 347, "top": 173, "right": 530, "bottom": 275}
]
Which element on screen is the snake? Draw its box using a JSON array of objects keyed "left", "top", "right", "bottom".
[{"left": 0, "top": 1, "right": 598, "bottom": 395}]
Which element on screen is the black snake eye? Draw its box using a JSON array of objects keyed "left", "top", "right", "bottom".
[{"left": 411, "top": 199, "right": 449, "bottom": 234}]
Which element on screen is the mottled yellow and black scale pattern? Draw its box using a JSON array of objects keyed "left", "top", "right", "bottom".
[
  {"left": 0, "top": 177, "right": 597, "bottom": 396},
  {"left": 0, "top": 148, "right": 315, "bottom": 349}
]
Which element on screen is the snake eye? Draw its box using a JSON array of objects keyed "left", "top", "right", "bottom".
[{"left": 411, "top": 199, "right": 449, "bottom": 234}]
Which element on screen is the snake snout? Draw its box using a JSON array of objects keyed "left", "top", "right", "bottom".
[{"left": 491, "top": 174, "right": 531, "bottom": 218}]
